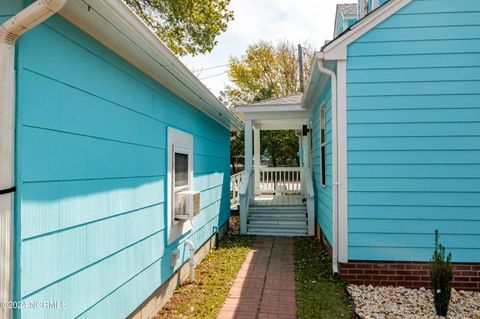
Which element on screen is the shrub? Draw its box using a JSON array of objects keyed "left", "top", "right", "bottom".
[{"left": 430, "top": 230, "right": 453, "bottom": 316}]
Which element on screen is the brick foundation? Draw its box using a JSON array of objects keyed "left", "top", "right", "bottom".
[
  {"left": 314, "top": 223, "right": 480, "bottom": 291},
  {"left": 339, "top": 261, "right": 480, "bottom": 291}
]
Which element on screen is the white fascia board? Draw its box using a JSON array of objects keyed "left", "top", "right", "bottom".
[
  {"left": 323, "top": 0, "right": 412, "bottom": 60},
  {"left": 234, "top": 104, "right": 303, "bottom": 113},
  {"left": 254, "top": 119, "right": 306, "bottom": 131},
  {"left": 242, "top": 110, "right": 309, "bottom": 121},
  {"left": 59, "top": 0, "right": 243, "bottom": 131}
]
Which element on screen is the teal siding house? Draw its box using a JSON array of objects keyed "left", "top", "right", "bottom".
[
  {"left": 0, "top": 1, "right": 241, "bottom": 318},
  {"left": 303, "top": 0, "right": 480, "bottom": 288},
  {"left": 234, "top": 0, "right": 480, "bottom": 291},
  {"left": 2, "top": 1, "right": 480, "bottom": 317}
]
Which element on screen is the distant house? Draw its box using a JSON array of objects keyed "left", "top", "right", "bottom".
[
  {"left": 235, "top": 0, "right": 480, "bottom": 291},
  {"left": 0, "top": 1, "right": 241, "bottom": 318}
]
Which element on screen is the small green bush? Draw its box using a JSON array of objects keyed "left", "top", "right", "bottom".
[{"left": 430, "top": 230, "right": 453, "bottom": 316}]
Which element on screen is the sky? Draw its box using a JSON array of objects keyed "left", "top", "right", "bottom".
[{"left": 181, "top": 0, "right": 355, "bottom": 96}]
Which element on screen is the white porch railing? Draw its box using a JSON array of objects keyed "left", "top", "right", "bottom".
[
  {"left": 259, "top": 167, "right": 302, "bottom": 194},
  {"left": 239, "top": 170, "right": 253, "bottom": 234},
  {"left": 303, "top": 167, "right": 315, "bottom": 236},
  {"left": 230, "top": 171, "right": 245, "bottom": 207}
]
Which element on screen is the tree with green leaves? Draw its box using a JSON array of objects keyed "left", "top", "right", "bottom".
[
  {"left": 124, "top": 0, "right": 234, "bottom": 56},
  {"left": 223, "top": 40, "right": 313, "bottom": 169}
]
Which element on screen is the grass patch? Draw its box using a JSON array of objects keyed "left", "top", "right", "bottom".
[
  {"left": 156, "top": 234, "right": 255, "bottom": 319},
  {"left": 294, "top": 237, "right": 354, "bottom": 319}
]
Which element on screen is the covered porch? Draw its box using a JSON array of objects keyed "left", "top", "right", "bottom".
[{"left": 233, "top": 94, "right": 315, "bottom": 236}]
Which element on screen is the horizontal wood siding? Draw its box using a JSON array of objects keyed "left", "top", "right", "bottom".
[
  {"left": 15, "top": 15, "right": 230, "bottom": 318},
  {"left": 346, "top": 0, "right": 480, "bottom": 262},
  {"left": 311, "top": 77, "right": 333, "bottom": 244}
]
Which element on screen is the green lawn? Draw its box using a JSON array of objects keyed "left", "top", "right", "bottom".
[
  {"left": 294, "top": 237, "right": 354, "bottom": 319},
  {"left": 156, "top": 234, "right": 255, "bottom": 319}
]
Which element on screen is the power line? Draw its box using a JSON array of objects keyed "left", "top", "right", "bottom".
[
  {"left": 199, "top": 63, "right": 229, "bottom": 71},
  {"left": 200, "top": 71, "right": 228, "bottom": 80}
]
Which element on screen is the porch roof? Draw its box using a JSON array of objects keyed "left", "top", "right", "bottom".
[
  {"left": 233, "top": 93, "right": 308, "bottom": 130},
  {"left": 237, "top": 93, "right": 303, "bottom": 109}
]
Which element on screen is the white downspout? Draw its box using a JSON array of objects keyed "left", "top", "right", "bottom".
[
  {"left": 0, "top": 1, "right": 66, "bottom": 318},
  {"left": 184, "top": 240, "right": 196, "bottom": 283},
  {"left": 316, "top": 55, "right": 340, "bottom": 274}
]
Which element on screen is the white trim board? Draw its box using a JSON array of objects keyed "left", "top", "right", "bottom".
[
  {"left": 0, "top": 42, "right": 15, "bottom": 319},
  {"left": 336, "top": 60, "right": 348, "bottom": 263},
  {"left": 167, "top": 127, "right": 194, "bottom": 245}
]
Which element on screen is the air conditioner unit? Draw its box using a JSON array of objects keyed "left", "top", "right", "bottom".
[{"left": 175, "top": 191, "right": 200, "bottom": 220}]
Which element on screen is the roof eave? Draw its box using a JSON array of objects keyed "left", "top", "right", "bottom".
[
  {"left": 302, "top": 0, "right": 412, "bottom": 108},
  {"left": 322, "top": 0, "right": 412, "bottom": 60},
  {"left": 58, "top": 0, "right": 243, "bottom": 131}
]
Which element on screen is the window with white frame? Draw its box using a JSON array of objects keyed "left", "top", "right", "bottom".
[
  {"left": 167, "top": 127, "right": 193, "bottom": 244},
  {"left": 320, "top": 106, "right": 326, "bottom": 187},
  {"left": 173, "top": 150, "right": 190, "bottom": 217}
]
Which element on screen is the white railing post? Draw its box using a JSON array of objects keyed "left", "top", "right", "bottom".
[
  {"left": 258, "top": 167, "right": 302, "bottom": 195},
  {"left": 230, "top": 171, "right": 245, "bottom": 207},
  {"left": 239, "top": 170, "right": 253, "bottom": 234}
]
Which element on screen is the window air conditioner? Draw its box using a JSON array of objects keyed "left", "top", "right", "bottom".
[{"left": 175, "top": 191, "right": 200, "bottom": 220}]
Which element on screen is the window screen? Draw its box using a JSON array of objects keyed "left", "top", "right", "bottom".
[{"left": 174, "top": 152, "right": 189, "bottom": 187}]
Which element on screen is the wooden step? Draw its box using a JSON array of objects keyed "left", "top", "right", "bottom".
[
  {"left": 248, "top": 218, "right": 307, "bottom": 226},
  {"left": 246, "top": 226, "right": 308, "bottom": 236}
]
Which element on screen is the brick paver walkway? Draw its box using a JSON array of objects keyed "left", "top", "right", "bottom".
[{"left": 217, "top": 236, "right": 296, "bottom": 319}]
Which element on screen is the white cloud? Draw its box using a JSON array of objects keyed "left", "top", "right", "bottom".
[{"left": 182, "top": 0, "right": 355, "bottom": 96}]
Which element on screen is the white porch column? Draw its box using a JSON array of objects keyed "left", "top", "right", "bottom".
[
  {"left": 253, "top": 126, "right": 260, "bottom": 195},
  {"left": 244, "top": 120, "right": 253, "bottom": 173},
  {"left": 240, "top": 120, "right": 253, "bottom": 234},
  {"left": 302, "top": 124, "right": 311, "bottom": 169},
  {"left": 299, "top": 133, "right": 305, "bottom": 194}
]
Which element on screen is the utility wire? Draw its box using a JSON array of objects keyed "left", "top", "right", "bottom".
[
  {"left": 198, "top": 63, "right": 229, "bottom": 71},
  {"left": 199, "top": 71, "right": 228, "bottom": 80}
]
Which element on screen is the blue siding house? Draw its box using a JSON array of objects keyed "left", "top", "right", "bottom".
[
  {"left": 0, "top": 1, "right": 241, "bottom": 318},
  {"left": 303, "top": 0, "right": 480, "bottom": 289}
]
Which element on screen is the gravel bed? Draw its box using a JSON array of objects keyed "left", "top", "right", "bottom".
[{"left": 347, "top": 284, "right": 480, "bottom": 319}]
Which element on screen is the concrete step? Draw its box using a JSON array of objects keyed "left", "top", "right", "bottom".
[{"left": 247, "top": 223, "right": 307, "bottom": 231}]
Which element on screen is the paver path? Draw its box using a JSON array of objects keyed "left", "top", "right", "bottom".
[{"left": 217, "top": 236, "right": 296, "bottom": 319}]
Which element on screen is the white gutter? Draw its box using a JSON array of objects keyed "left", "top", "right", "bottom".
[
  {"left": 0, "top": 1, "right": 66, "bottom": 318},
  {"left": 316, "top": 53, "right": 340, "bottom": 274},
  {"left": 184, "top": 240, "right": 196, "bottom": 283},
  {"left": 74, "top": 0, "right": 243, "bottom": 131}
]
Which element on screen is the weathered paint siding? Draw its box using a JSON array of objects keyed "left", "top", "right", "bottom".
[
  {"left": 347, "top": 0, "right": 480, "bottom": 262},
  {"left": 311, "top": 72, "right": 334, "bottom": 244},
  {"left": 14, "top": 14, "right": 230, "bottom": 318}
]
